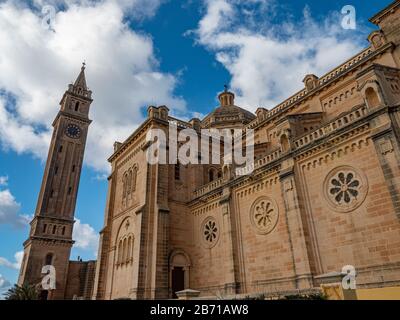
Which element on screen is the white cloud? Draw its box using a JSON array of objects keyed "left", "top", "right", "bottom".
[
  {"left": 192, "top": 0, "right": 365, "bottom": 110},
  {"left": 0, "top": 188, "right": 28, "bottom": 228},
  {"left": 0, "top": 274, "right": 11, "bottom": 289},
  {"left": 0, "top": 251, "right": 23, "bottom": 270},
  {"left": 0, "top": 176, "right": 8, "bottom": 187},
  {"left": 30, "top": 0, "right": 165, "bottom": 19},
  {"left": 73, "top": 218, "right": 99, "bottom": 255},
  {"left": 0, "top": 0, "right": 185, "bottom": 172}
]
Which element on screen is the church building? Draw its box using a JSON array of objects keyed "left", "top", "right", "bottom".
[{"left": 18, "top": 0, "right": 400, "bottom": 300}]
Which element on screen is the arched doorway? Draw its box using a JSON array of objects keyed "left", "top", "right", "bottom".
[
  {"left": 169, "top": 250, "right": 191, "bottom": 298},
  {"left": 171, "top": 267, "right": 185, "bottom": 298}
]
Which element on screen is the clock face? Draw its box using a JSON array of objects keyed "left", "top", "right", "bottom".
[{"left": 65, "top": 124, "right": 81, "bottom": 139}]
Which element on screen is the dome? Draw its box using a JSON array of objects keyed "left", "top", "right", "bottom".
[{"left": 201, "top": 88, "right": 255, "bottom": 129}]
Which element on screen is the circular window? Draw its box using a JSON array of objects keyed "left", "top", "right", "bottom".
[
  {"left": 201, "top": 217, "right": 219, "bottom": 248},
  {"left": 250, "top": 197, "right": 279, "bottom": 235},
  {"left": 323, "top": 166, "right": 368, "bottom": 213}
]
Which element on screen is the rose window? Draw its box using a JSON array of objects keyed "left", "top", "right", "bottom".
[
  {"left": 202, "top": 218, "right": 219, "bottom": 247},
  {"left": 250, "top": 197, "right": 279, "bottom": 234},
  {"left": 324, "top": 166, "right": 368, "bottom": 213},
  {"left": 330, "top": 172, "right": 360, "bottom": 204}
]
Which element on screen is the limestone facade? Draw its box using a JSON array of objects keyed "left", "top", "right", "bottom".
[{"left": 92, "top": 1, "right": 400, "bottom": 299}]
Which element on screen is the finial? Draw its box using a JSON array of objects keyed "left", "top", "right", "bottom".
[
  {"left": 82, "top": 61, "right": 86, "bottom": 70},
  {"left": 224, "top": 84, "right": 228, "bottom": 92}
]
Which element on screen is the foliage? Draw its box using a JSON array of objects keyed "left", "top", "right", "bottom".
[
  {"left": 280, "top": 292, "right": 327, "bottom": 300},
  {"left": 3, "top": 284, "right": 39, "bottom": 300}
]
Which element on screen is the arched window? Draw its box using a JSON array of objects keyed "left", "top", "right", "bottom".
[
  {"left": 217, "top": 170, "right": 222, "bottom": 179},
  {"left": 127, "top": 236, "right": 132, "bottom": 262},
  {"left": 118, "top": 240, "right": 123, "bottom": 264},
  {"left": 74, "top": 101, "right": 80, "bottom": 112},
  {"left": 45, "top": 253, "right": 53, "bottom": 265},
  {"left": 52, "top": 225, "right": 57, "bottom": 234},
  {"left": 127, "top": 170, "right": 132, "bottom": 195},
  {"left": 122, "top": 238, "right": 127, "bottom": 263},
  {"left": 132, "top": 167, "right": 138, "bottom": 192},
  {"left": 122, "top": 173, "right": 128, "bottom": 199},
  {"left": 365, "top": 87, "right": 380, "bottom": 108}
]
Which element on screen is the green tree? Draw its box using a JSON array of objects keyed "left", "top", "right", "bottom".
[{"left": 3, "top": 284, "right": 39, "bottom": 300}]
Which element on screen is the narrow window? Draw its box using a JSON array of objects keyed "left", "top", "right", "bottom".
[
  {"left": 209, "top": 169, "right": 215, "bottom": 182},
  {"left": 59, "top": 145, "right": 63, "bottom": 153},
  {"left": 72, "top": 165, "right": 76, "bottom": 172},
  {"left": 62, "top": 226, "right": 66, "bottom": 236},
  {"left": 175, "top": 163, "right": 180, "bottom": 180},
  {"left": 43, "top": 224, "right": 47, "bottom": 233},
  {"left": 122, "top": 174, "right": 127, "bottom": 199},
  {"left": 127, "top": 237, "right": 132, "bottom": 262},
  {"left": 75, "top": 101, "right": 80, "bottom": 112},
  {"left": 45, "top": 253, "right": 53, "bottom": 265},
  {"left": 122, "top": 238, "right": 127, "bottom": 263},
  {"left": 127, "top": 170, "right": 132, "bottom": 195},
  {"left": 132, "top": 167, "right": 137, "bottom": 192},
  {"left": 50, "top": 190, "right": 54, "bottom": 198},
  {"left": 54, "top": 167, "right": 58, "bottom": 175},
  {"left": 68, "top": 187, "right": 72, "bottom": 195},
  {"left": 118, "top": 240, "right": 123, "bottom": 264},
  {"left": 52, "top": 225, "right": 57, "bottom": 234}
]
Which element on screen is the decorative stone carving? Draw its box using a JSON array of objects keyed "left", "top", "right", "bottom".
[
  {"left": 201, "top": 217, "right": 219, "bottom": 248},
  {"left": 250, "top": 197, "right": 279, "bottom": 235},
  {"left": 380, "top": 139, "right": 394, "bottom": 155},
  {"left": 303, "top": 74, "right": 319, "bottom": 92},
  {"left": 368, "top": 30, "right": 386, "bottom": 50},
  {"left": 323, "top": 166, "right": 368, "bottom": 213}
]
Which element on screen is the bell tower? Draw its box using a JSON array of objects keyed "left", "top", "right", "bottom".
[{"left": 18, "top": 64, "right": 93, "bottom": 300}]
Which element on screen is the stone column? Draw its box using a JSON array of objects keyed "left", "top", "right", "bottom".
[
  {"left": 220, "top": 187, "right": 237, "bottom": 295},
  {"left": 370, "top": 111, "right": 400, "bottom": 218},
  {"left": 279, "top": 159, "right": 314, "bottom": 289}
]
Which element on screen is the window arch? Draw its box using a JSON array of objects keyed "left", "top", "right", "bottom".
[{"left": 74, "top": 101, "right": 80, "bottom": 112}]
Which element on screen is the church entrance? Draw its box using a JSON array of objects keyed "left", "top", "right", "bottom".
[
  {"left": 171, "top": 267, "right": 185, "bottom": 298},
  {"left": 169, "top": 250, "right": 191, "bottom": 299}
]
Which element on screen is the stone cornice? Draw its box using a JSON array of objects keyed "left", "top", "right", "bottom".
[
  {"left": 369, "top": 0, "right": 400, "bottom": 24},
  {"left": 52, "top": 110, "right": 92, "bottom": 126},
  {"left": 189, "top": 104, "right": 399, "bottom": 205},
  {"left": 108, "top": 117, "right": 170, "bottom": 163},
  {"left": 247, "top": 43, "right": 394, "bottom": 131}
]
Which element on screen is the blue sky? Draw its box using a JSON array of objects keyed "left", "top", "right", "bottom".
[{"left": 0, "top": 0, "right": 393, "bottom": 294}]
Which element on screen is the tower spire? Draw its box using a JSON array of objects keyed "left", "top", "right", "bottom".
[{"left": 74, "top": 62, "right": 88, "bottom": 90}]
